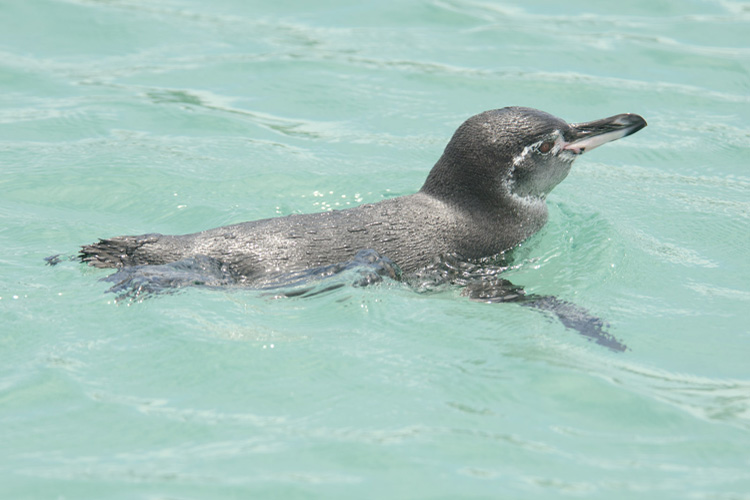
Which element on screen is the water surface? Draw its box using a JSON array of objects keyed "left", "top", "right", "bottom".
[{"left": 2, "top": 0, "right": 749, "bottom": 498}]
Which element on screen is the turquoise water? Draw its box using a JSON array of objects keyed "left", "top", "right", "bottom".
[{"left": 2, "top": 0, "right": 750, "bottom": 498}]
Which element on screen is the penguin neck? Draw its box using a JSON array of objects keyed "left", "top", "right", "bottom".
[
  {"left": 420, "top": 153, "right": 499, "bottom": 210},
  {"left": 420, "top": 154, "right": 550, "bottom": 249},
  {"left": 421, "top": 153, "right": 546, "bottom": 214}
]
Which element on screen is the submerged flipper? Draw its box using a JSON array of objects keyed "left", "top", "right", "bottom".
[
  {"left": 408, "top": 254, "right": 628, "bottom": 352},
  {"left": 521, "top": 295, "right": 626, "bottom": 352},
  {"left": 464, "top": 278, "right": 627, "bottom": 352}
]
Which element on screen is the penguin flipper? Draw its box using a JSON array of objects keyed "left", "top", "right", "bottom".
[{"left": 464, "top": 279, "right": 627, "bottom": 352}]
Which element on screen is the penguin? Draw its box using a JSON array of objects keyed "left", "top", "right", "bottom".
[{"left": 80, "top": 106, "right": 647, "bottom": 285}]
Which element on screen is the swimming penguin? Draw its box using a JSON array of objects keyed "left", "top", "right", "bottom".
[{"left": 80, "top": 107, "right": 646, "bottom": 283}]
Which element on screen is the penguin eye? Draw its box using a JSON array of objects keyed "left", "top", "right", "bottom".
[{"left": 538, "top": 141, "right": 554, "bottom": 154}]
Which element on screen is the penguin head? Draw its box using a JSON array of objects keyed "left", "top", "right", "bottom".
[
  {"left": 491, "top": 107, "right": 577, "bottom": 199},
  {"left": 422, "top": 107, "right": 646, "bottom": 209}
]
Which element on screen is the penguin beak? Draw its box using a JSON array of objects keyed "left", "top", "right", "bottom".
[{"left": 563, "top": 113, "right": 647, "bottom": 154}]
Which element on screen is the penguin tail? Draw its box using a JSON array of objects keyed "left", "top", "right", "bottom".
[{"left": 79, "top": 233, "right": 162, "bottom": 268}]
